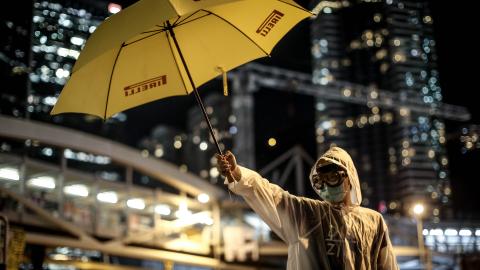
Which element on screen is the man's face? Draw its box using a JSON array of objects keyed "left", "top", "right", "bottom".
[{"left": 312, "top": 163, "right": 348, "bottom": 190}]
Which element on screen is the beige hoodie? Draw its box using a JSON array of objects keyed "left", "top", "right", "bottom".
[
  {"left": 309, "top": 147, "right": 362, "bottom": 207},
  {"left": 227, "top": 147, "right": 398, "bottom": 270}
]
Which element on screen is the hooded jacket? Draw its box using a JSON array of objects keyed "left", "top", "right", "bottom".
[{"left": 226, "top": 147, "right": 398, "bottom": 270}]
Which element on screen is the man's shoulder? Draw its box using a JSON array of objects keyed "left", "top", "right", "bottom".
[
  {"left": 356, "top": 206, "right": 381, "bottom": 214},
  {"left": 354, "top": 206, "right": 385, "bottom": 221}
]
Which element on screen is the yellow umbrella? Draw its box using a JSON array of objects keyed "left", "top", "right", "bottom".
[{"left": 51, "top": 0, "right": 312, "bottom": 154}]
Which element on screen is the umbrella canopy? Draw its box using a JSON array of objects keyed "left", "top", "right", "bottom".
[
  {"left": 51, "top": 0, "right": 312, "bottom": 153},
  {"left": 73, "top": 0, "right": 241, "bottom": 72}
]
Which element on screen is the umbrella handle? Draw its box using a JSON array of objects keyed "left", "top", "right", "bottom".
[
  {"left": 217, "top": 153, "right": 237, "bottom": 184},
  {"left": 226, "top": 171, "right": 236, "bottom": 183}
]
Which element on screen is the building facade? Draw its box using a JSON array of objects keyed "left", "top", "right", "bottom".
[
  {"left": 311, "top": 0, "right": 451, "bottom": 220},
  {"left": 1, "top": 0, "right": 127, "bottom": 140}
]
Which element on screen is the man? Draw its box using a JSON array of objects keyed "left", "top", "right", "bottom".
[{"left": 216, "top": 146, "right": 398, "bottom": 270}]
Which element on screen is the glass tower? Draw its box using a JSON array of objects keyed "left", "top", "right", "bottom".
[{"left": 311, "top": 0, "right": 451, "bottom": 220}]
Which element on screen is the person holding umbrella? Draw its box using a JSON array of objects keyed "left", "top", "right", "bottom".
[{"left": 216, "top": 147, "right": 399, "bottom": 270}]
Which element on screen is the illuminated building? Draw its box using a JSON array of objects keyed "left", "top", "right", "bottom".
[
  {"left": 0, "top": 1, "right": 31, "bottom": 118},
  {"left": 311, "top": 0, "right": 451, "bottom": 219},
  {"left": 1, "top": 0, "right": 127, "bottom": 139}
]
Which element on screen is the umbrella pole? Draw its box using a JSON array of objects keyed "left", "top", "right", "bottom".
[{"left": 167, "top": 22, "right": 223, "bottom": 155}]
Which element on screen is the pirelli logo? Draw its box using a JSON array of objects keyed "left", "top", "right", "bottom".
[
  {"left": 256, "top": 10, "right": 284, "bottom": 37},
  {"left": 124, "top": 75, "right": 167, "bottom": 97}
]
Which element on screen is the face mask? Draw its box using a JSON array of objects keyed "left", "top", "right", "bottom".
[{"left": 317, "top": 183, "right": 347, "bottom": 203}]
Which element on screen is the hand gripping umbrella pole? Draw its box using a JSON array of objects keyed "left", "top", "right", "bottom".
[{"left": 166, "top": 21, "right": 224, "bottom": 156}]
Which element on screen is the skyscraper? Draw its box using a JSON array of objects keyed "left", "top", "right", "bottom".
[
  {"left": 0, "top": 1, "right": 32, "bottom": 118},
  {"left": 0, "top": 0, "right": 131, "bottom": 187},
  {"left": 311, "top": 0, "right": 451, "bottom": 220},
  {"left": 1, "top": 0, "right": 127, "bottom": 140}
]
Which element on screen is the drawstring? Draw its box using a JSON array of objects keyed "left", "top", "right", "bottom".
[{"left": 216, "top": 66, "right": 228, "bottom": 96}]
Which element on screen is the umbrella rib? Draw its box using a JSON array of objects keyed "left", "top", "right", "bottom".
[
  {"left": 124, "top": 30, "right": 166, "bottom": 47},
  {"left": 174, "top": 13, "right": 211, "bottom": 28},
  {"left": 140, "top": 28, "right": 164, "bottom": 35},
  {"left": 172, "top": 16, "right": 181, "bottom": 26},
  {"left": 104, "top": 43, "right": 124, "bottom": 119},
  {"left": 202, "top": 10, "right": 270, "bottom": 57},
  {"left": 165, "top": 30, "right": 189, "bottom": 95},
  {"left": 174, "top": 10, "right": 202, "bottom": 26}
]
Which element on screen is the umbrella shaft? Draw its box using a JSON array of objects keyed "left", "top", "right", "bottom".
[{"left": 166, "top": 21, "right": 223, "bottom": 155}]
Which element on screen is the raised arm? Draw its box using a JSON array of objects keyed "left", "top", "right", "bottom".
[{"left": 216, "top": 151, "right": 305, "bottom": 244}]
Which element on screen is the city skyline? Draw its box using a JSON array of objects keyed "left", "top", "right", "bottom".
[{"left": 1, "top": 1, "right": 480, "bottom": 269}]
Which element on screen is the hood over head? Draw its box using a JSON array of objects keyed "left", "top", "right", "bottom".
[{"left": 309, "top": 146, "right": 362, "bottom": 206}]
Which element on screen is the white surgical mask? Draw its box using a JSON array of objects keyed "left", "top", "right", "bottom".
[{"left": 316, "top": 184, "right": 347, "bottom": 203}]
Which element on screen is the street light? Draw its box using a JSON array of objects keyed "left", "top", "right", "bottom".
[
  {"left": 412, "top": 203, "right": 431, "bottom": 270},
  {"left": 413, "top": 203, "right": 425, "bottom": 216}
]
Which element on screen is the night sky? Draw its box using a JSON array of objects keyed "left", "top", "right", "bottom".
[{"left": 429, "top": 1, "right": 480, "bottom": 219}]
